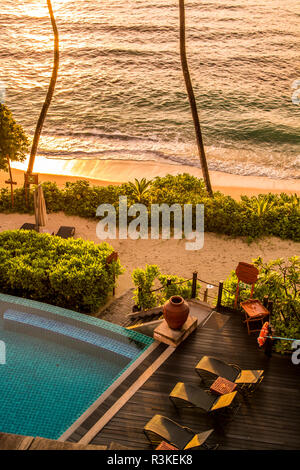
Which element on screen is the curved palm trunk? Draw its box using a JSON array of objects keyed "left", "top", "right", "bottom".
[
  {"left": 26, "top": 0, "right": 59, "bottom": 178},
  {"left": 179, "top": 0, "right": 212, "bottom": 195}
]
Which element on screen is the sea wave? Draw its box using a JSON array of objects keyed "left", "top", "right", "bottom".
[{"left": 1, "top": 0, "right": 299, "bottom": 181}]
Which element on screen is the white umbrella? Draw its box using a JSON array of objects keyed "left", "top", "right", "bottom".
[{"left": 34, "top": 184, "right": 48, "bottom": 232}]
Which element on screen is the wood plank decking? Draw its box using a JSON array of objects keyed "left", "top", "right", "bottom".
[
  {"left": 71, "top": 311, "right": 300, "bottom": 450},
  {"left": 0, "top": 432, "right": 107, "bottom": 450}
]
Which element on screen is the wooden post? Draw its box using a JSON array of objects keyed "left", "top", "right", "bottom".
[
  {"left": 267, "top": 299, "right": 273, "bottom": 323},
  {"left": 112, "top": 272, "right": 115, "bottom": 296},
  {"left": 5, "top": 156, "right": 17, "bottom": 207},
  {"left": 263, "top": 295, "right": 269, "bottom": 308},
  {"left": 264, "top": 322, "right": 273, "bottom": 358},
  {"left": 137, "top": 286, "right": 142, "bottom": 309},
  {"left": 216, "top": 281, "right": 223, "bottom": 312},
  {"left": 267, "top": 300, "right": 273, "bottom": 315},
  {"left": 191, "top": 272, "right": 197, "bottom": 299},
  {"left": 203, "top": 287, "right": 208, "bottom": 303},
  {"left": 106, "top": 251, "right": 118, "bottom": 297}
]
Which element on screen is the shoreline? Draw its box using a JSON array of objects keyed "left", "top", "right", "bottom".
[{"left": 0, "top": 157, "right": 298, "bottom": 199}]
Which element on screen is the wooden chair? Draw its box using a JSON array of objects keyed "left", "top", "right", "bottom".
[
  {"left": 241, "top": 299, "right": 270, "bottom": 335},
  {"left": 234, "top": 262, "right": 269, "bottom": 334},
  {"left": 234, "top": 262, "right": 259, "bottom": 308}
]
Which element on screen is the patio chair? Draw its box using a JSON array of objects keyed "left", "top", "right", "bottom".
[
  {"left": 195, "top": 356, "right": 264, "bottom": 394},
  {"left": 234, "top": 262, "right": 259, "bottom": 308},
  {"left": 55, "top": 226, "right": 75, "bottom": 239},
  {"left": 169, "top": 382, "right": 238, "bottom": 415},
  {"left": 241, "top": 299, "right": 269, "bottom": 335},
  {"left": 144, "top": 414, "right": 216, "bottom": 450},
  {"left": 20, "top": 223, "right": 36, "bottom": 231}
]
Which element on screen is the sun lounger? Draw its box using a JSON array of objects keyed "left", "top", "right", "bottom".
[
  {"left": 55, "top": 226, "right": 75, "bottom": 239},
  {"left": 144, "top": 414, "right": 216, "bottom": 450},
  {"left": 19, "top": 224, "right": 75, "bottom": 239},
  {"left": 169, "top": 382, "right": 238, "bottom": 414},
  {"left": 195, "top": 356, "right": 264, "bottom": 394},
  {"left": 19, "top": 223, "right": 36, "bottom": 231}
]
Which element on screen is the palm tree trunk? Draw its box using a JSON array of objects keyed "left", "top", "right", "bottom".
[
  {"left": 26, "top": 0, "right": 59, "bottom": 177},
  {"left": 179, "top": 0, "right": 212, "bottom": 195}
]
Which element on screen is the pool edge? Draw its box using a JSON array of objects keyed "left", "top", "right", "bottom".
[{"left": 57, "top": 340, "right": 160, "bottom": 442}]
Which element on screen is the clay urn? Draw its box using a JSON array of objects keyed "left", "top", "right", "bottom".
[{"left": 163, "top": 295, "right": 190, "bottom": 330}]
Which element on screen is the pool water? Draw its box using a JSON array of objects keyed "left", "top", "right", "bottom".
[{"left": 0, "top": 295, "right": 153, "bottom": 440}]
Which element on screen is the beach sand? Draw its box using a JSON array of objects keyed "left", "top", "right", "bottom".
[
  {"left": 1, "top": 157, "right": 299, "bottom": 199},
  {"left": 1, "top": 158, "right": 298, "bottom": 314},
  {"left": 0, "top": 211, "right": 297, "bottom": 305}
]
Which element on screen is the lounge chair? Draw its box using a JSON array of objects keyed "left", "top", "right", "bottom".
[
  {"left": 55, "top": 226, "right": 75, "bottom": 239},
  {"left": 144, "top": 414, "right": 216, "bottom": 450},
  {"left": 169, "top": 382, "right": 238, "bottom": 414},
  {"left": 195, "top": 356, "right": 264, "bottom": 394},
  {"left": 20, "top": 223, "right": 36, "bottom": 231}
]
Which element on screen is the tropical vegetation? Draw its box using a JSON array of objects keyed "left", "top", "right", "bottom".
[
  {"left": 221, "top": 256, "right": 300, "bottom": 353},
  {"left": 0, "top": 230, "right": 123, "bottom": 313},
  {"left": 0, "top": 104, "right": 30, "bottom": 205},
  {"left": 131, "top": 257, "right": 299, "bottom": 355},
  {"left": 0, "top": 174, "right": 298, "bottom": 242},
  {"left": 132, "top": 264, "right": 200, "bottom": 310}
]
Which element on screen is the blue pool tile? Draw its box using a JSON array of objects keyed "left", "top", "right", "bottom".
[{"left": 0, "top": 294, "right": 154, "bottom": 439}]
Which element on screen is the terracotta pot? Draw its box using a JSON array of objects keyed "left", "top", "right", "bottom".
[{"left": 163, "top": 295, "right": 189, "bottom": 330}]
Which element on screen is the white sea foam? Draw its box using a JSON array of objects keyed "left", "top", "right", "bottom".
[{"left": 1, "top": 0, "right": 299, "bottom": 179}]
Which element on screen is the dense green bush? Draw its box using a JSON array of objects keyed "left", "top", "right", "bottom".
[
  {"left": 0, "top": 230, "right": 123, "bottom": 313},
  {"left": 0, "top": 174, "right": 299, "bottom": 241},
  {"left": 221, "top": 256, "right": 300, "bottom": 354},
  {"left": 132, "top": 265, "right": 161, "bottom": 310},
  {"left": 132, "top": 264, "right": 201, "bottom": 310}
]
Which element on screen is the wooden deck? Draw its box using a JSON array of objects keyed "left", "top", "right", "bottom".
[
  {"left": 0, "top": 432, "right": 107, "bottom": 450},
  {"left": 69, "top": 311, "right": 300, "bottom": 450}
]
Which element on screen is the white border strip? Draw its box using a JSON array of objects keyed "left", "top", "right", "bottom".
[
  {"left": 58, "top": 341, "right": 159, "bottom": 441},
  {"left": 78, "top": 345, "right": 176, "bottom": 445},
  {"left": 201, "top": 309, "right": 215, "bottom": 327}
]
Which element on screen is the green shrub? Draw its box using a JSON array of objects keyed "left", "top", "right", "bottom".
[
  {"left": 0, "top": 174, "right": 299, "bottom": 241},
  {"left": 221, "top": 256, "right": 300, "bottom": 354},
  {"left": 158, "top": 274, "right": 199, "bottom": 302},
  {"left": 132, "top": 265, "right": 161, "bottom": 310},
  {"left": 132, "top": 265, "right": 201, "bottom": 310},
  {"left": 0, "top": 230, "right": 123, "bottom": 313}
]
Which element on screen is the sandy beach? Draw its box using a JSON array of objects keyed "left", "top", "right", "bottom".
[
  {"left": 2, "top": 157, "right": 299, "bottom": 199},
  {"left": 0, "top": 211, "right": 297, "bottom": 304},
  {"left": 1, "top": 158, "right": 298, "bottom": 311}
]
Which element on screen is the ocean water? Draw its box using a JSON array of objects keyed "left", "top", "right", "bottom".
[{"left": 0, "top": 0, "right": 299, "bottom": 179}]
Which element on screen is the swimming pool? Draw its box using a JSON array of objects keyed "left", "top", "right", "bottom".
[{"left": 0, "top": 293, "right": 154, "bottom": 440}]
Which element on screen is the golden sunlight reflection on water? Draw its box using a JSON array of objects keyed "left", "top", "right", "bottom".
[
  {"left": 3, "top": 0, "right": 299, "bottom": 179},
  {"left": 17, "top": 0, "right": 72, "bottom": 18}
]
